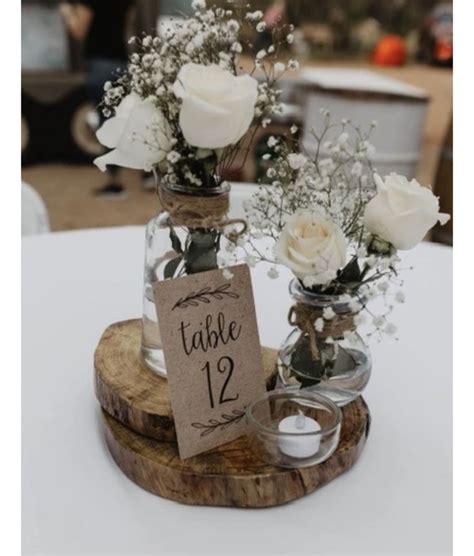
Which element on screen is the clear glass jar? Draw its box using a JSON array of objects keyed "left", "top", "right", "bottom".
[
  {"left": 141, "top": 181, "right": 230, "bottom": 377},
  {"left": 278, "top": 280, "right": 371, "bottom": 406},
  {"left": 246, "top": 390, "right": 342, "bottom": 469}
]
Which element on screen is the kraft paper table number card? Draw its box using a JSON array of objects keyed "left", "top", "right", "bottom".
[{"left": 153, "top": 264, "right": 266, "bottom": 459}]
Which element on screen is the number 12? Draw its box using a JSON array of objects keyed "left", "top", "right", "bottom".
[{"left": 201, "top": 356, "right": 239, "bottom": 409}]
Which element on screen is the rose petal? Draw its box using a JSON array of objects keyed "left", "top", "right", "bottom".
[
  {"left": 438, "top": 212, "right": 451, "bottom": 225},
  {"left": 95, "top": 96, "right": 170, "bottom": 172},
  {"left": 174, "top": 63, "right": 258, "bottom": 149}
]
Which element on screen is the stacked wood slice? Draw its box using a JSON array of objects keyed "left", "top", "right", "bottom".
[{"left": 94, "top": 319, "right": 371, "bottom": 508}]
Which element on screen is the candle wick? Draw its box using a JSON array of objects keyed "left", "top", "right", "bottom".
[{"left": 295, "top": 410, "right": 306, "bottom": 431}]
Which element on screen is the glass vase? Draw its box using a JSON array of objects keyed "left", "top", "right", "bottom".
[
  {"left": 278, "top": 280, "right": 371, "bottom": 406},
  {"left": 141, "top": 181, "right": 230, "bottom": 377}
]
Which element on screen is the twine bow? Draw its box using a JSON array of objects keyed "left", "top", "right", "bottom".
[
  {"left": 288, "top": 302, "right": 356, "bottom": 361},
  {"left": 158, "top": 185, "right": 247, "bottom": 240}
]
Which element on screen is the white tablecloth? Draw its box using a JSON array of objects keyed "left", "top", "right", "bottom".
[{"left": 22, "top": 227, "right": 452, "bottom": 556}]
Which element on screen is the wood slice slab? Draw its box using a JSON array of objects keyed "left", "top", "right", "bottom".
[
  {"left": 102, "top": 397, "right": 370, "bottom": 508},
  {"left": 95, "top": 320, "right": 278, "bottom": 442}
]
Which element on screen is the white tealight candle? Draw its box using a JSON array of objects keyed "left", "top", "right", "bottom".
[{"left": 278, "top": 410, "right": 321, "bottom": 458}]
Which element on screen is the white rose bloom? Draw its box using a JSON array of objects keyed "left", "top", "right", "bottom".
[
  {"left": 364, "top": 173, "right": 450, "bottom": 250},
  {"left": 173, "top": 63, "right": 258, "bottom": 149},
  {"left": 274, "top": 211, "right": 347, "bottom": 284},
  {"left": 94, "top": 93, "right": 171, "bottom": 172}
]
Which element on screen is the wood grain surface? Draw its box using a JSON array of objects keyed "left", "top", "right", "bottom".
[
  {"left": 95, "top": 319, "right": 278, "bottom": 441},
  {"left": 102, "top": 396, "right": 370, "bottom": 508}
]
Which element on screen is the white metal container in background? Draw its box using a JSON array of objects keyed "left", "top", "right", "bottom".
[{"left": 300, "top": 68, "right": 429, "bottom": 179}]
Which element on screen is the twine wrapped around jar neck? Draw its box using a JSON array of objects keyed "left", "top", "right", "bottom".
[
  {"left": 288, "top": 302, "right": 356, "bottom": 361},
  {"left": 158, "top": 185, "right": 247, "bottom": 239}
]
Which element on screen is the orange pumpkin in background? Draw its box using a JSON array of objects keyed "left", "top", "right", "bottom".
[
  {"left": 434, "top": 40, "right": 453, "bottom": 63},
  {"left": 371, "top": 35, "right": 407, "bottom": 66}
]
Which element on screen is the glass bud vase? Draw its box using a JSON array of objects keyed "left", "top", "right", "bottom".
[
  {"left": 141, "top": 181, "right": 231, "bottom": 377},
  {"left": 278, "top": 280, "right": 371, "bottom": 406}
]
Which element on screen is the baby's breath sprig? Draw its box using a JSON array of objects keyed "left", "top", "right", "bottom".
[{"left": 226, "top": 115, "right": 406, "bottom": 341}]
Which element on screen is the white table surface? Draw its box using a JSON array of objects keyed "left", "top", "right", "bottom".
[{"left": 22, "top": 227, "right": 453, "bottom": 556}]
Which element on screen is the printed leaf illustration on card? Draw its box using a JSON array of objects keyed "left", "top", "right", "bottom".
[{"left": 153, "top": 264, "right": 266, "bottom": 459}]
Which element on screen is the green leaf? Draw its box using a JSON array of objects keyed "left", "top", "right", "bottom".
[
  {"left": 164, "top": 256, "right": 182, "bottom": 279},
  {"left": 338, "top": 257, "right": 362, "bottom": 284},
  {"left": 299, "top": 376, "right": 321, "bottom": 389},
  {"left": 290, "top": 336, "right": 325, "bottom": 378},
  {"left": 169, "top": 227, "right": 183, "bottom": 254},
  {"left": 184, "top": 230, "right": 219, "bottom": 274},
  {"left": 367, "top": 235, "right": 395, "bottom": 256}
]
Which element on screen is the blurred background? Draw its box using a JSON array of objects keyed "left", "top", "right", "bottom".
[{"left": 21, "top": 0, "right": 452, "bottom": 244}]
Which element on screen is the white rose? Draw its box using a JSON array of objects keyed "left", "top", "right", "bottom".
[
  {"left": 94, "top": 93, "right": 171, "bottom": 172},
  {"left": 173, "top": 63, "right": 258, "bottom": 149},
  {"left": 364, "top": 173, "right": 450, "bottom": 250},
  {"left": 274, "top": 211, "right": 347, "bottom": 284}
]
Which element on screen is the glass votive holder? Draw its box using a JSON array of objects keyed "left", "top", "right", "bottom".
[{"left": 246, "top": 390, "right": 342, "bottom": 469}]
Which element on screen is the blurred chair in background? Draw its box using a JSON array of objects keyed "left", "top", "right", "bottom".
[{"left": 22, "top": 182, "right": 50, "bottom": 237}]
